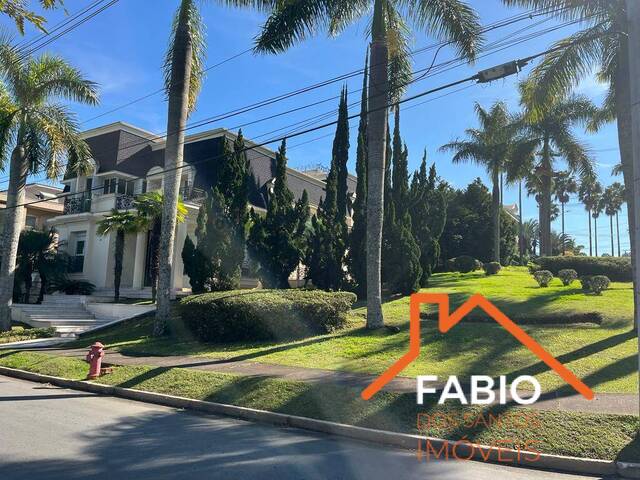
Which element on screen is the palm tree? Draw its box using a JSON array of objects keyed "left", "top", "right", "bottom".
[
  {"left": 603, "top": 182, "right": 625, "bottom": 257},
  {"left": 578, "top": 176, "right": 602, "bottom": 257},
  {"left": 505, "top": 152, "right": 533, "bottom": 264},
  {"left": 518, "top": 81, "right": 596, "bottom": 256},
  {"left": 15, "top": 228, "right": 58, "bottom": 304},
  {"left": 155, "top": 0, "right": 273, "bottom": 335},
  {"left": 502, "top": 0, "right": 638, "bottom": 320},
  {"left": 97, "top": 210, "right": 144, "bottom": 302},
  {"left": 593, "top": 191, "right": 605, "bottom": 257},
  {"left": 441, "top": 102, "right": 515, "bottom": 263},
  {"left": 252, "top": 0, "right": 482, "bottom": 329},
  {"left": 136, "top": 192, "right": 186, "bottom": 307},
  {"left": 553, "top": 170, "right": 577, "bottom": 255},
  {"left": 522, "top": 219, "right": 539, "bottom": 256},
  {"left": 0, "top": 44, "right": 98, "bottom": 331}
]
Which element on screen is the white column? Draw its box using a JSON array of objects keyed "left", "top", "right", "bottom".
[
  {"left": 132, "top": 231, "right": 147, "bottom": 289},
  {"left": 171, "top": 221, "right": 188, "bottom": 297}
]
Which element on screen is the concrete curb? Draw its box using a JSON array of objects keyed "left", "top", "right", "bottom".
[{"left": 0, "top": 366, "right": 636, "bottom": 478}]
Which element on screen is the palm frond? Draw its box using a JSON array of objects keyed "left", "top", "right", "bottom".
[
  {"left": 523, "top": 23, "right": 607, "bottom": 113},
  {"left": 253, "top": 0, "right": 349, "bottom": 53},
  {"left": 552, "top": 126, "right": 594, "bottom": 178},
  {"left": 501, "top": 0, "right": 609, "bottom": 23},
  {"left": 164, "top": 0, "right": 207, "bottom": 115},
  {"left": 29, "top": 54, "right": 99, "bottom": 106},
  {"left": 399, "top": 0, "right": 483, "bottom": 60},
  {"left": 386, "top": 4, "right": 412, "bottom": 101}
]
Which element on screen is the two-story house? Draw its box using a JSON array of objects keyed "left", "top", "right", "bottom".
[
  {"left": 0, "top": 183, "right": 65, "bottom": 233},
  {"left": 48, "top": 121, "right": 355, "bottom": 298}
]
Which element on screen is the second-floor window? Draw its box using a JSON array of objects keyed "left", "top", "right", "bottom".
[{"left": 103, "top": 178, "right": 135, "bottom": 195}]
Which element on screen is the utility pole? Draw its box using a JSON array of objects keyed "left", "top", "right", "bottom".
[{"left": 625, "top": 0, "right": 640, "bottom": 419}]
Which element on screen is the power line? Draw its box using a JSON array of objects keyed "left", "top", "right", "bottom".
[
  {"left": 0, "top": 12, "right": 593, "bottom": 189},
  {"left": 9, "top": 36, "right": 611, "bottom": 212}
]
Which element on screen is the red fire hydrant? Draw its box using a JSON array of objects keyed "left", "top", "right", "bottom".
[{"left": 85, "top": 342, "right": 105, "bottom": 379}]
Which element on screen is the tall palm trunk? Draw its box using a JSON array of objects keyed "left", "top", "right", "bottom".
[
  {"left": 588, "top": 210, "right": 592, "bottom": 256},
  {"left": 610, "top": 215, "right": 615, "bottom": 256},
  {"left": 365, "top": 0, "right": 387, "bottom": 329},
  {"left": 491, "top": 170, "right": 501, "bottom": 263},
  {"left": 616, "top": 212, "right": 621, "bottom": 256},
  {"left": 0, "top": 144, "right": 28, "bottom": 331},
  {"left": 155, "top": 0, "right": 193, "bottom": 336},
  {"left": 594, "top": 216, "right": 599, "bottom": 257},
  {"left": 518, "top": 181, "right": 524, "bottom": 264},
  {"left": 615, "top": 34, "right": 637, "bottom": 326},
  {"left": 561, "top": 202, "right": 566, "bottom": 255},
  {"left": 540, "top": 138, "right": 552, "bottom": 256},
  {"left": 114, "top": 229, "right": 124, "bottom": 303}
]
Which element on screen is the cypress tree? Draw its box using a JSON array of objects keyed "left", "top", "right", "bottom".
[
  {"left": 247, "top": 139, "right": 309, "bottom": 288},
  {"left": 334, "top": 87, "right": 350, "bottom": 219},
  {"left": 409, "top": 153, "right": 447, "bottom": 286},
  {"left": 348, "top": 53, "right": 369, "bottom": 297},
  {"left": 306, "top": 90, "right": 350, "bottom": 290},
  {"left": 382, "top": 106, "right": 422, "bottom": 294},
  {"left": 183, "top": 134, "right": 248, "bottom": 291}
]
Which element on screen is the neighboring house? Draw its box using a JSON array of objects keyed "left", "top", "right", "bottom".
[
  {"left": 48, "top": 121, "right": 355, "bottom": 298},
  {"left": 0, "top": 183, "right": 64, "bottom": 233}
]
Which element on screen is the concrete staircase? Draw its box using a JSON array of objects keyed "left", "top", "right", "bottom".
[{"left": 14, "top": 296, "right": 111, "bottom": 337}]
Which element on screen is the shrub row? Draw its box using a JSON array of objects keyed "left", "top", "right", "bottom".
[
  {"left": 447, "top": 255, "right": 483, "bottom": 273},
  {"left": 533, "top": 256, "right": 631, "bottom": 282},
  {"left": 180, "top": 289, "right": 356, "bottom": 343}
]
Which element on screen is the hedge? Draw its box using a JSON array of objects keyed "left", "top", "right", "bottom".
[
  {"left": 180, "top": 289, "right": 356, "bottom": 343},
  {"left": 534, "top": 256, "right": 631, "bottom": 282}
]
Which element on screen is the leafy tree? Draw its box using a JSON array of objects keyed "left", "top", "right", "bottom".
[
  {"left": 409, "top": 153, "right": 446, "bottom": 286},
  {"left": 0, "top": 43, "right": 98, "bottom": 331},
  {"left": 254, "top": 0, "right": 482, "bottom": 329},
  {"left": 135, "top": 192, "right": 187, "bottom": 303},
  {"left": 97, "top": 210, "right": 144, "bottom": 302},
  {"left": 578, "top": 176, "right": 603, "bottom": 257},
  {"left": 440, "top": 178, "right": 518, "bottom": 265},
  {"left": 517, "top": 80, "right": 597, "bottom": 256},
  {"left": 247, "top": 140, "right": 309, "bottom": 288},
  {"left": 441, "top": 102, "right": 516, "bottom": 262},
  {"left": 348, "top": 53, "right": 368, "bottom": 298},
  {"left": 306, "top": 92, "right": 349, "bottom": 290},
  {"left": 2, "top": 0, "right": 64, "bottom": 34},
  {"left": 554, "top": 170, "right": 578, "bottom": 255}
]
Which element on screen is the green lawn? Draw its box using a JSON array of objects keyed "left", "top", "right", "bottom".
[
  {"left": 0, "top": 350, "right": 636, "bottom": 462},
  {"left": 77, "top": 267, "right": 639, "bottom": 394}
]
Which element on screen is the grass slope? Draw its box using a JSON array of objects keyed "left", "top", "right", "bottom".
[
  {"left": 77, "top": 268, "right": 639, "bottom": 394},
  {"left": 0, "top": 350, "right": 636, "bottom": 462}
]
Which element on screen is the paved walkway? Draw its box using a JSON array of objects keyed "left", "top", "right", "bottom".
[{"left": 24, "top": 346, "right": 640, "bottom": 416}]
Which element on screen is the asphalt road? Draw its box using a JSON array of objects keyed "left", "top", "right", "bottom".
[{"left": 0, "top": 376, "right": 613, "bottom": 480}]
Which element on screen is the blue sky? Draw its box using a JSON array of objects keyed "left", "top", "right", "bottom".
[{"left": 2, "top": 0, "right": 628, "bottom": 254}]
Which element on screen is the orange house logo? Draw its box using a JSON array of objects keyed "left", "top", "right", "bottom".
[{"left": 361, "top": 293, "right": 595, "bottom": 401}]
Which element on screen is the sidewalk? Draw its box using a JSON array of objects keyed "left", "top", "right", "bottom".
[{"left": 27, "top": 346, "right": 639, "bottom": 416}]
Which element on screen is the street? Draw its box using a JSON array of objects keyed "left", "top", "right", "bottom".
[{"left": 0, "top": 376, "right": 612, "bottom": 480}]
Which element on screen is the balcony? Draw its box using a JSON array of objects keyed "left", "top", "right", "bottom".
[
  {"left": 115, "top": 194, "right": 135, "bottom": 210},
  {"left": 180, "top": 186, "right": 205, "bottom": 204},
  {"left": 63, "top": 195, "right": 91, "bottom": 215}
]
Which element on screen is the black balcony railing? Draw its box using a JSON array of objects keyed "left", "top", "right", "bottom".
[
  {"left": 63, "top": 195, "right": 91, "bottom": 215},
  {"left": 180, "top": 185, "right": 205, "bottom": 204},
  {"left": 67, "top": 255, "right": 84, "bottom": 273},
  {"left": 115, "top": 194, "right": 135, "bottom": 210}
]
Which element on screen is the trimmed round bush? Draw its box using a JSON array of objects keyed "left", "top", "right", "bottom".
[
  {"left": 579, "top": 276, "right": 593, "bottom": 292},
  {"left": 558, "top": 269, "right": 578, "bottom": 286},
  {"left": 533, "top": 270, "right": 553, "bottom": 287},
  {"left": 180, "top": 289, "right": 356, "bottom": 343},
  {"left": 483, "top": 262, "right": 501, "bottom": 276},
  {"left": 452, "top": 255, "right": 480, "bottom": 273},
  {"left": 590, "top": 275, "right": 610, "bottom": 295}
]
